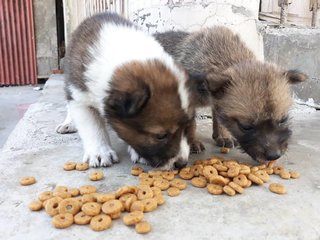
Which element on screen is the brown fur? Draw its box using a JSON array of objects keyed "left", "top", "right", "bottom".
[{"left": 155, "top": 26, "right": 308, "bottom": 162}]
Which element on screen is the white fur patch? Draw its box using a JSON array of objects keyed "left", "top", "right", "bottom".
[
  {"left": 127, "top": 146, "right": 148, "bottom": 165},
  {"left": 56, "top": 104, "right": 77, "bottom": 134}
]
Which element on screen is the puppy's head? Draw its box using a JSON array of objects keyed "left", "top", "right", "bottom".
[
  {"left": 105, "top": 60, "right": 193, "bottom": 169},
  {"left": 210, "top": 61, "right": 308, "bottom": 162}
]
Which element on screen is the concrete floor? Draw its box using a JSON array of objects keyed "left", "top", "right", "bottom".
[
  {"left": 0, "top": 75, "right": 319, "bottom": 240},
  {"left": 0, "top": 85, "right": 43, "bottom": 148}
]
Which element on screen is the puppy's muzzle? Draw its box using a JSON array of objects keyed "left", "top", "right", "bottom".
[{"left": 174, "top": 158, "right": 188, "bottom": 169}]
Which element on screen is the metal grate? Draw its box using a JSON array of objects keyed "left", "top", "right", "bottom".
[{"left": 0, "top": 0, "right": 37, "bottom": 86}]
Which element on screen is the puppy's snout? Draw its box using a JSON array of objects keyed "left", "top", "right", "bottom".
[
  {"left": 174, "top": 158, "right": 187, "bottom": 169},
  {"left": 265, "top": 150, "right": 281, "bottom": 161}
]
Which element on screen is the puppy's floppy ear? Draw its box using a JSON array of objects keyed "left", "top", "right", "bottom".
[
  {"left": 206, "top": 71, "right": 231, "bottom": 99},
  {"left": 106, "top": 79, "right": 150, "bottom": 118},
  {"left": 284, "top": 70, "right": 308, "bottom": 84}
]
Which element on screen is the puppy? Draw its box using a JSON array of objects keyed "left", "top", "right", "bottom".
[
  {"left": 56, "top": 13, "right": 196, "bottom": 170},
  {"left": 155, "top": 26, "right": 308, "bottom": 162}
]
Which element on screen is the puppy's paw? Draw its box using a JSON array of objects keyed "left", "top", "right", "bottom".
[
  {"left": 83, "top": 148, "right": 119, "bottom": 168},
  {"left": 128, "top": 146, "right": 148, "bottom": 165},
  {"left": 190, "top": 140, "right": 205, "bottom": 154},
  {"left": 215, "top": 137, "right": 238, "bottom": 148},
  {"left": 55, "top": 122, "right": 77, "bottom": 134}
]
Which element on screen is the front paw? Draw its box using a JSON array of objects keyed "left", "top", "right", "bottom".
[
  {"left": 190, "top": 140, "right": 205, "bottom": 154},
  {"left": 83, "top": 148, "right": 119, "bottom": 167},
  {"left": 55, "top": 122, "right": 77, "bottom": 134},
  {"left": 215, "top": 136, "right": 238, "bottom": 148},
  {"left": 127, "top": 146, "right": 148, "bottom": 165}
]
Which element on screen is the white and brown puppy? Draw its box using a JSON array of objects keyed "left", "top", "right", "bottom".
[{"left": 56, "top": 13, "right": 194, "bottom": 169}]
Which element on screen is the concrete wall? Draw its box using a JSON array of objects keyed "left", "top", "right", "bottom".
[
  {"left": 128, "top": 0, "right": 264, "bottom": 60},
  {"left": 261, "top": 25, "right": 320, "bottom": 104},
  {"left": 33, "top": 0, "right": 58, "bottom": 78}
]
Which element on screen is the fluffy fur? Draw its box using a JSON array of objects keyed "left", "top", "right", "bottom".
[
  {"left": 57, "top": 13, "right": 195, "bottom": 169},
  {"left": 155, "top": 26, "right": 308, "bottom": 162}
]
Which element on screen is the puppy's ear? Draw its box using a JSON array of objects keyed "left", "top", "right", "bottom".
[
  {"left": 284, "top": 70, "right": 308, "bottom": 84},
  {"left": 106, "top": 79, "right": 150, "bottom": 118},
  {"left": 206, "top": 71, "right": 231, "bottom": 99}
]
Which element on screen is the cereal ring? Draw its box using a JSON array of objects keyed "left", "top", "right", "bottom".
[
  {"left": 239, "top": 165, "right": 251, "bottom": 175},
  {"left": 227, "top": 166, "right": 240, "bottom": 178},
  {"left": 179, "top": 167, "right": 194, "bottom": 180},
  {"left": 289, "top": 171, "right": 300, "bottom": 179},
  {"left": 191, "top": 176, "right": 207, "bottom": 188},
  {"left": 81, "top": 193, "right": 97, "bottom": 203},
  {"left": 38, "top": 191, "right": 54, "bottom": 202},
  {"left": 79, "top": 185, "right": 97, "bottom": 195},
  {"left": 131, "top": 166, "right": 144, "bottom": 176},
  {"left": 265, "top": 168, "right": 274, "bottom": 175},
  {"left": 267, "top": 160, "right": 277, "bottom": 168},
  {"left": 110, "top": 211, "right": 121, "bottom": 219},
  {"left": 172, "top": 170, "right": 179, "bottom": 175},
  {"left": 89, "top": 171, "right": 104, "bottom": 181},
  {"left": 45, "top": 197, "right": 63, "bottom": 216},
  {"left": 203, "top": 166, "right": 218, "bottom": 179},
  {"left": 138, "top": 173, "right": 150, "bottom": 179},
  {"left": 213, "top": 164, "right": 228, "bottom": 172},
  {"left": 207, "top": 184, "right": 223, "bottom": 195},
  {"left": 228, "top": 182, "right": 244, "bottom": 194},
  {"left": 208, "top": 157, "right": 221, "bottom": 164},
  {"left": 269, "top": 183, "right": 286, "bottom": 194},
  {"left": 191, "top": 164, "right": 204, "bottom": 177},
  {"left": 254, "top": 170, "right": 270, "bottom": 182},
  {"left": 233, "top": 174, "right": 248, "bottom": 187},
  {"left": 208, "top": 175, "right": 227, "bottom": 186},
  {"left": 82, "top": 202, "right": 101, "bottom": 216},
  {"left": 137, "top": 186, "right": 154, "bottom": 200},
  {"left": 248, "top": 173, "right": 264, "bottom": 185},
  {"left": 52, "top": 213, "right": 74, "bottom": 229},
  {"left": 170, "top": 179, "right": 187, "bottom": 190},
  {"left": 245, "top": 180, "right": 252, "bottom": 188},
  {"left": 258, "top": 164, "right": 267, "bottom": 169},
  {"left": 123, "top": 211, "right": 144, "bottom": 225},
  {"left": 19, "top": 176, "right": 36, "bottom": 186},
  {"left": 193, "top": 160, "right": 205, "bottom": 165},
  {"left": 251, "top": 166, "right": 259, "bottom": 172},
  {"left": 115, "top": 186, "right": 137, "bottom": 198},
  {"left": 148, "top": 170, "right": 162, "bottom": 177},
  {"left": 223, "top": 160, "right": 239, "bottom": 168},
  {"left": 223, "top": 185, "right": 236, "bottom": 196},
  {"left": 136, "top": 221, "right": 151, "bottom": 234},
  {"left": 280, "top": 170, "right": 291, "bottom": 179},
  {"left": 90, "top": 214, "right": 112, "bottom": 231},
  {"left": 54, "top": 186, "right": 68, "bottom": 193},
  {"left": 53, "top": 191, "right": 72, "bottom": 199},
  {"left": 153, "top": 179, "right": 170, "bottom": 191},
  {"left": 161, "top": 171, "right": 175, "bottom": 181},
  {"left": 119, "top": 193, "right": 137, "bottom": 203},
  {"left": 124, "top": 195, "right": 137, "bottom": 212},
  {"left": 151, "top": 186, "right": 162, "bottom": 196},
  {"left": 130, "top": 200, "right": 144, "bottom": 212},
  {"left": 102, "top": 199, "right": 123, "bottom": 215},
  {"left": 141, "top": 198, "right": 158, "bottom": 212},
  {"left": 76, "top": 163, "right": 89, "bottom": 171},
  {"left": 139, "top": 177, "right": 154, "bottom": 186},
  {"left": 220, "top": 147, "right": 230, "bottom": 154},
  {"left": 154, "top": 195, "right": 165, "bottom": 205},
  {"left": 167, "top": 187, "right": 180, "bottom": 197},
  {"left": 74, "top": 211, "right": 92, "bottom": 225},
  {"left": 28, "top": 200, "right": 43, "bottom": 211},
  {"left": 68, "top": 188, "right": 80, "bottom": 197},
  {"left": 63, "top": 162, "right": 76, "bottom": 171},
  {"left": 273, "top": 166, "right": 284, "bottom": 175},
  {"left": 59, "top": 198, "right": 82, "bottom": 215},
  {"left": 96, "top": 193, "right": 116, "bottom": 203},
  {"left": 219, "top": 171, "right": 228, "bottom": 177}
]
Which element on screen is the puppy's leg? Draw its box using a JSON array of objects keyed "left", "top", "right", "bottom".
[
  {"left": 186, "top": 118, "right": 205, "bottom": 154},
  {"left": 56, "top": 104, "right": 77, "bottom": 134},
  {"left": 127, "top": 146, "right": 148, "bottom": 165},
  {"left": 69, "top": 101, "right": 118, "bottom": 167},
  {"left": 212, "top": 108, "right": 238, "bottom": 148}
]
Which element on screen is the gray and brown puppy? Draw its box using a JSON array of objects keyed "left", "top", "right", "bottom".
[{"left": 155, "top": 26, "right": 308, "bottom": 162}]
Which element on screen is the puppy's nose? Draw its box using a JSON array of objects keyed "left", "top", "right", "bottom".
[
  {"left": 266, "top": 151, "right": 281, "bottom": 161},
  {"left": 174, "top": 158, "right": 187, "bottom": 169}
]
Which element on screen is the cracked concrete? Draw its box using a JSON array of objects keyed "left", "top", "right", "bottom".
[{"left": 0, "top": 74, "right": 320, "bottom": 239}]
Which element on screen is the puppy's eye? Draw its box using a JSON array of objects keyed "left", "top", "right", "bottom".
[
  {"left": 279, "top": 116, "right": 288, "bottom": 124},
  {"left": 238, "top": 122, "right": 254, "bottom": 131},
  {"left": 156, "top": 133, "right": 168, "bottom": 141}
]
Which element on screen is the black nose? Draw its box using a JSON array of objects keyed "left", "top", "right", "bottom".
[
  {"left": 174, "top": 159, "right": 187, "bottom": 169},
  {"left": 266, "top": 151, "right": 281, "bottom": 161}
]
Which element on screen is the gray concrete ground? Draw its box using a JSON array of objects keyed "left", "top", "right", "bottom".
[
  {"left": 0, "top": 85, "right": 43, "bottom": 148},
  {"left": 0, "top": 75, "right": 320, "bottom": 240}
]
